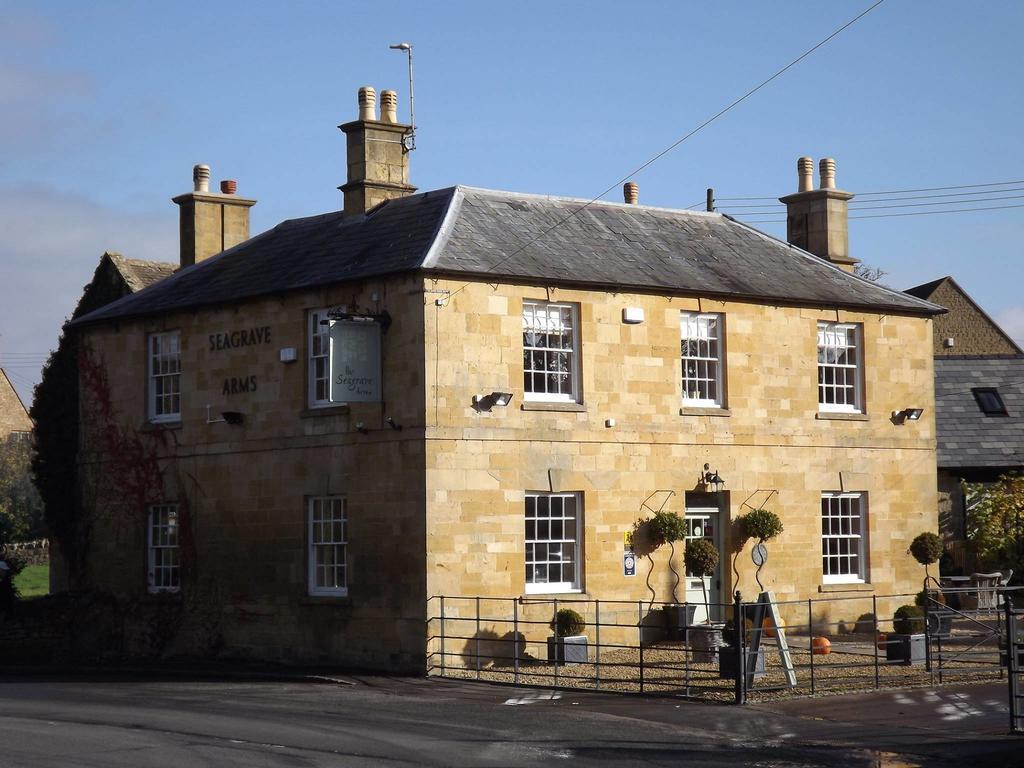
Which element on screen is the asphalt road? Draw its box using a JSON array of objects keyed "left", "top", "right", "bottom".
[{"left": 0, "top": 674, "right": 1019, "bottom": 767}]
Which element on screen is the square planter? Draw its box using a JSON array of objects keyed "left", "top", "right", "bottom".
[
  {"left": 718, "top": 646, "right": 767, "bottom": 680},
  {"left": 686, "top": 624, "right": 726, "bottom": 664},
  {"left": 663, "top": 603, "right": 697, "bottom": 641},
  {"left": 547, "top": 635, "right": 588, "bottom": 664},
  {"left": 885, "top": 633, "right": 926, "bottom": 666}
]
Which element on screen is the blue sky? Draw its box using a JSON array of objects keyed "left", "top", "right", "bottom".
[{"left": 2, "top": 1, "right": 1022, "bottom": 402}]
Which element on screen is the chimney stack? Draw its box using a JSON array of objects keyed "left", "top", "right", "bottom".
[
  {"left": 339, "top": 86, "right": 416, "bottom": 217},
  {"left": 173, "top": 164, "right": 256, "bottom": 268},
  {"left": 623, "top": 181, "right": 639, "bottom": 205},
  {"left": 778, "top": 156, "right": 858, "bottom": 273}
]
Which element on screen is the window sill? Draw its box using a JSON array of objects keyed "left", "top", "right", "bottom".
[
  {"left": 300, "top": 405, "right": 351, "bottom": 418},
  {"left": 140, "top": 420, "right": 182, "bottom": 432},
  {"left": 680, "top": 407, "right": 732, "bottom": 417},
  {"left": 300, "top": 595, "right": 352, "bottom": 606},
  {"left": 818, "top": 582, "right": 874, "bottom": 593},
  {"left": 519, "top": 590, "right": 587, "bottom": 601},
  {"left": 816, "top": 411, "right": 869, "bottom": 422},
  {"left": 521, "top": 401, "right": 586, "bottom": 413}
]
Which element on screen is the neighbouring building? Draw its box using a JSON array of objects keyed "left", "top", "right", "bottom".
[
  {"left": 0, "top": 368, "right": 32, "bottom": 442},
  {"left": 904, "top": 276, "right": 1023, "bottom": 565},
  {"left": 65, "top": 87, "right": 943, "bottom": 671}
]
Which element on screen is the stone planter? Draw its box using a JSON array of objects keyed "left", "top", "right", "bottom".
[
  {"left": 547, "top": 634, "right": 588, "bottom": 664},
  {"left": 686, "top": 624, "right": 726, "bottom": 664},
  {"left": 662, "top": 603, "right": 697, "bottom": 641},
  {"left": 885, "top": 633, "right": 926, "bottom": 666},
  {"left": 718, "top": 645, "right": 767, "bottom": 680}
]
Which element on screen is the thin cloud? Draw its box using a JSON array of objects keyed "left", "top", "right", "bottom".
[{"left": 995, "top": 306, "right": 1024, "bottom": 349}]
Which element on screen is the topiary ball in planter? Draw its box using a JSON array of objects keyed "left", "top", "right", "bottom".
[
  {"left": 548, "top": 608, "right": 588, "bottom": 664},
  {"left": 684, "top": 538, "right": 720, "bottom": 576},
  {"left": 648, "top": 510, "right": 687, "bottom": 548},
  {"left": 740, "top": 508, "right": 784, "bottom": 542},
  {"left": 893, "top": 604, "right": 925, "bottom": 635},
  {"left": 550, "top": 608, "right": 585, "bottom": 637},
  {"left": 909, "top": 532, "right": 944, "bottom": 567}
]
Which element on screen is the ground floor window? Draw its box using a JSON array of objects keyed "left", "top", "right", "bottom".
[
  {"left": 147, "top": 503, "right": 180, "bottom": 593},
  {"left": 308, "top": 496, "right": 347, "bottom": 596},
  {"left": 821, "top": 492, "right": 868, "bottom": 583},
  {"left": 525, "top": 492, "right": 582, "bottom": 593}
]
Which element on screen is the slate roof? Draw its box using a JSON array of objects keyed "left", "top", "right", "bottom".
[
  {"left": 74, "top": 186, "right": 943, "bottom": 326},
  {"left": 935, "top": 357, "right": 1024, "bottom": 470}
]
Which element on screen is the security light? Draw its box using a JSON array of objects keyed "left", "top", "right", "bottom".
[
  {"left": 222, "top": 411, "right": 244, "bottom": 425},
  {"left": 472, "top": 391, "right": 514, "bottom": 410},
  {"left": 905, "top": 408, "right": 924, "bottom": 421},
  {"left": 491, "top": 392, "right": 513, "bottom": 407}
]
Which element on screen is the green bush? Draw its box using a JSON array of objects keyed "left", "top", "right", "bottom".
[
  {"left": 684, "top": 538, "right": 720, "bottom": 577},
  {"left": 551, "top": 608, "right": 586, "bottom": 637},
  {"left": 914, "top": 589, "right": 946, "bottom": 607},
  {"left": 909, "top": 532, "right": 944, "bottom": 566},
  {"left": 740, "top": 508, "right": 784, "bottom": 542},
  {"left": 893, "top": 604, "right": 925, "bottom": 635},
  {"left": 648, "top": 510, "right": 687, "bottom": 547}
]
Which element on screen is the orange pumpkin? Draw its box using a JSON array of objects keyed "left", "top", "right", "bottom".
[
  {"left": 762, "top": 616, "right": 786, "bottom": 638},
  {"left": 811, "top": 636, "right": 831, "bottom": 655}
]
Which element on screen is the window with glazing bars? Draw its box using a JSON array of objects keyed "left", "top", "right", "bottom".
[
  {"left": 147, "top": 503, "right": 180, "bottom": 593},
  {"left": 522, "top": 301, "right": 579, "bottom": 401},
  {"left": 680, "top": 312, "right": 724, "bottom": 406},
  {"left": 308, "top": 496, "right": 347, "bottom": 596},
  {"left": 525, "top": 492, "right": 581, "bottom": 593},
  {"left": 308, "top": 309, "right": 332, "bottom": 406},
  {"left": 148, "top": 331, "right": 181, "bottom": 421},
  {"left": 821, "top": 493, "right": 867, "bottom": 583},
  {"left": 817, "top": 322, "right": 862, "bottom": 412}
]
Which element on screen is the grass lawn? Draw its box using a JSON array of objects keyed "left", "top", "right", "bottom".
[{"left": 13, "top": 563, "right": 49, "bottom": 598}]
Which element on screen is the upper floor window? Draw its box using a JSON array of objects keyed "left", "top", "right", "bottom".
[
  {"left": 821, "top": 492, "right": 868, "bottom": 583},
  {"left": 308, "top": 309, "right": 382, "bottom": 408},
  {"left": 308, "top": 496, "right": 347, "bottom": 596},
  {"left": 680, "top": 312, "right": 724, "bottom": 407},
  {"left": 522, "top": 301, "right": 580, "bottom": 402},
  {"left": 147, "top": 503, "right": 180, "bottom": 593},
  {"left": 525, "top": 492, "right": 582, "bottom": 593},
  {"left": 817, "top": 322, "right": 863, "bottom": 413},
  {"left": 148, "top": 331, "right": 181, "bottom": 422}
]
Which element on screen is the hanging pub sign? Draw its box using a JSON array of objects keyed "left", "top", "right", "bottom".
[{"left": 330, "top": 320, "right": 382, "bottom": 403}]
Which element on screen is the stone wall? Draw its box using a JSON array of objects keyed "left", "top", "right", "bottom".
[{"left": 927, "top": 279, "right": 1020, "bottom": 356}]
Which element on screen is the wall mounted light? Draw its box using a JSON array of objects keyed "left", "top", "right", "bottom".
[
  {"left": 386, "top": 416, "right": 403, "bottom": 431},
  {"left": 206, "top": 405, "right": 243, "bottom": 425},
  {"left": 355, "top": 422, "right": 368, "bottom": 434},
  {"left": 472, "top": 391, "right": 514, "bottom": 411},
  {"left": 891, "top": 407, "right": 925, "bottom": 424},
  {"left": 701, "top": 462, "right": 725, "bottom": 492}
]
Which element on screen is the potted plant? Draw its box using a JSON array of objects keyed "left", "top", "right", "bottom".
[
  {"left": 718, "top": 616, "right": 766, "bottom": 680},
  {"left": 909, "top": 532, "right": 944, "bottom": 589},
  {"left": 886, "top": 604, "right": 927, "bottom": 665},
  {"left": 739, "top": 508, "right": 783, "bottom": 592},
  {"left": 547, "top": 608, "right": 588, "bottom": 664},
  {"left": 683, "top": 538, "right": 725, "bottom": 662},
  {"left": 634, "top": 510, "right": 694, "bottom": 639}
]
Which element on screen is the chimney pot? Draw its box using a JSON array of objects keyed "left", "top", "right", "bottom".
[
  {"left": 220, "top": 180, "right": 237, "bottom": 195},
  {"left": 819, "top": 157, "right": 836, "bottom": 190},
  {"left": 380, "top": 90, "right": 398, "bottom": 123},
  {"left": 797, "top": 156, "right": 814, "bottom": 193},
  {"left": 193, "top": 164, "right": 210, "bottom": 193},
  {"left": 623, "top": 181, "right": 639, "bottom": 205},
  {"left": 357, "top": 86, "right": 377, "bottom": 121}
]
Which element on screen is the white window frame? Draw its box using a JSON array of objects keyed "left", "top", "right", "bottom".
[
  {"left": 820, "top": 492, "right": 868, "bottom": 584},
  {"left": 308, "top": 496, "right": 348, "bottom": 597},
  {"left": 147, "top": 503, "right": 180, "bottom": 594},
  {"left": 148, "top": 331, "right": 181, "bottom": 422},
  {"left": 817, "top": 322, "right": 863, "bottom": 413},
  {"left": 308, "top": 309, "right": 332, "bottom": 408},
  {"left": 522, "top": 300, "right": 581, "bottom": 403},
  {"left": 680, "top": 312, "right": 725, "bottom": 407},
  {"left": 524, "top": 491, "right": 583, "bottom": 594}
]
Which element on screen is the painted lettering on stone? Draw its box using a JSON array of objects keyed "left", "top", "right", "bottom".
[
  {"left": 222, "top": 376, "right": 258, "bottom": 396},
  {"left": 208, "top": 326, "right": 272, "bottom": 352}
]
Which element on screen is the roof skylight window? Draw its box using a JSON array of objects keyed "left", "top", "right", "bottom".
[{"left": 972, "top": 387, "right": 1008, "bottom": 416}]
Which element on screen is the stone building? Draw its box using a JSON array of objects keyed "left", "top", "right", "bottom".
[
  {"left": 68, "top": 88, "right": 942, "bottom": 671},
  {"left": 904, "top": 277, "right": 1023, "bottom": 560},
  {"left": 0, "top": 368, "right": 32, "bottom": 442}
]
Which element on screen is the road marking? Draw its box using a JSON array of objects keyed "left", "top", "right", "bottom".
[{"left": 503, "top": 691, "right": 562, "bottom": 705}]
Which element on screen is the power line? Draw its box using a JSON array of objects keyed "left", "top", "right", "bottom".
[
  {"left": 722, "top": 186, "right": 1024, "bottom": 210},
  {"left": 443, "top": 0, "right": 888, "bottom": 300},
  {"left": 736, "top": 202, "right": 1024, "bottom": 223},
  {"left": 721, "top": 192, "right": 1024, "bottom": 217},
  {"left": 717, "top": 179, "right": 1024, "bottom": 201}
]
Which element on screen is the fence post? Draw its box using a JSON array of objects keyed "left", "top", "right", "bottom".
[
  {"left": 440, "top": 596, "right": 446, "bottom": 676},
  {"left": 923, "top": 582, "right": 933, "bottom": 675},
  {"left": 638, "top": 600, "right": 645, "bottom": 694},
  {"left": 808, "top": 598, "right": 815, "bottom": 696},
  {"left": 513, "top": 598, "right": 520, "bottom": 685},
  {"left": 476, "top": 596, "right": 481, "bottom": 678},
  {"left": 733, "top": 591, "right": 744, "bottom": 705},
  {"left": 554, "top": 598, "right": 559, "bottom": 690},
  {"left": 594, "top": 599, "right": 601, "bottom": 691},
  {"left": 1006, "top": 596, "right": 1018, "bottom": 734},
  {"left": 872, "top": 594, "right": 880, "bottom": 690}
]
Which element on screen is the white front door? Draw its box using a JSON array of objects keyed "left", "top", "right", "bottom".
[{"left": 684, "top": 508, "right": 723, "bottom": 623}]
